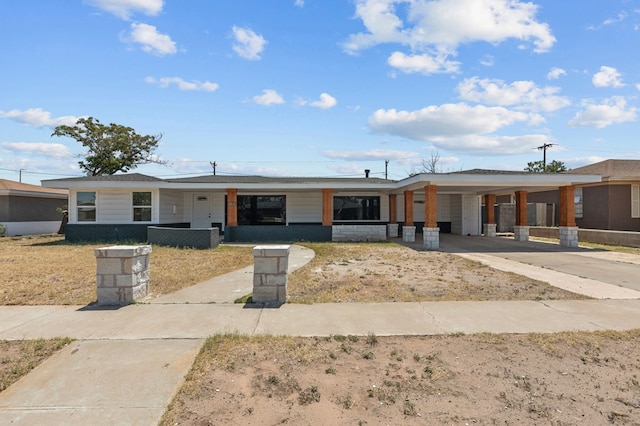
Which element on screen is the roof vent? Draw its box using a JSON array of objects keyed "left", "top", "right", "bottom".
[{"left": 365, "top": 169, "right": 370, "bottom": 178}]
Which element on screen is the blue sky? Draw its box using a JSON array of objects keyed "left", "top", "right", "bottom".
[{"left": 2, "top": 0, "right": 640, "bottom": 185}]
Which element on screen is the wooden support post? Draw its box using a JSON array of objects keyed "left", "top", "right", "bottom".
[
  {"left": 226, "top": 188, "right": 238, "bottom": 227},
  {"left": 404, "top": 190, "right": 414, "bottom": 226},
  {"left": 322, "top": 189, "right": 333, "bottom": 226},
  {"left": 424, "top": 185, "right": 437, "bottom": 228}
]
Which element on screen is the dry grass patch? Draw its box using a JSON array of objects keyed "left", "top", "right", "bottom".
[
  {"left": 0, "top": 337, "right": 73, "bottom": 392},
  {"left": 287, "top": 242, "right": 586, "bottom": 303},
  {"left": 0, "top": 235, "right": 253, "bottom": 305},
  {"left": 162, "top": 330, "right": 640, "bottom": 425}
]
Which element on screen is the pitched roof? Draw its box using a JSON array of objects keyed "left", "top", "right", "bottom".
[
  {"left": 0, "top": 179, "right": 68, "bottom": 196},
  {"left": 166, "top": 175, "right": 392, "bottom": 184},
  {"left": 43, "top": 173, "right": 163, "bottom": 182},
  {"left": 449, "top": 168, "right": 531, "bottom": 175},
  {"left": 568, "top": 159, "right": 640, "bottom": 178}
]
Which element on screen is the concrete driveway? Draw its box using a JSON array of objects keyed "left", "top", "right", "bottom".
[{"left": 438, "top": 234, "right": 640, "bottom": 292}]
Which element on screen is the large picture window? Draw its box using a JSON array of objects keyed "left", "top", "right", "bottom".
[
  {"left": 77, "top": 191, "right": 96, "bottom": 222},
  {"left": 237, "top": 195, "right": 286, "bottom": 225},
  {"left": 133, "top": 191, "right": 152, "bottom": 222},
  {"left": 333, "top": 196, "right": 380, "bottom": 221}
]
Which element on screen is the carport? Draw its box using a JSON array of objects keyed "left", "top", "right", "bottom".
[{"left": 390, "top": 170, "right": 601, "bottom": 249}]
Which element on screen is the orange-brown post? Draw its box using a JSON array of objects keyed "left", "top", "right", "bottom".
[
  {"left": 424, "top": 185, "right": 438, "bottom": 228},
  {"left": 322, "top": 188, "right": 333, "bottom": 226},
  {"left": 404, "top": 190, "right": 414, "bottom": 226},
  {"left": 515, "top": 190, "right": 527, "bottom": 226},
  {"left": 559, "top": 186, "right": 576, "bottom": 227},
  {"left": 485, "top": 194, "right": 496, "bottom": 224},
  {"left": 389, "top": 194, "right": 397, "bottom": 224},
  {"left": 226, "top": 188, "right": 238, "bottom": 227}
]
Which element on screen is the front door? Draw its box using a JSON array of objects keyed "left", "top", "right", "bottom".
[
  {"left": 192, "top": 194, "right": 212, "bottom": 228},
  {"left": 462, "top": 195, "right": 481, "bottom": 235}
]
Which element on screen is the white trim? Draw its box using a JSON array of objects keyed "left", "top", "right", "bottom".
[{"left": 632, "top": 184, "right": 640, "bottom": 219}]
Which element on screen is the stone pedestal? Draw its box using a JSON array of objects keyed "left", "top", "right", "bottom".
[
  {"left": 387, "top": 223, "right": 399, "bottom": 238},
  {"left": 559, "top": 226, "right": 579, "bottom": 247},
  {"left": 483, "top": 223, "right": 497, "bottom": 237},
  {"left": 252, "top": 245, "right": 290, "bottom": 304},
  {"left": 94, "top": 245, "right": 151, "bottom": 305},
  {"left": 402, "top": 225, "right": 416, "bottom": 242},
  {"left": 422, "top": 227, "right": 440, "bottom": 249},
  {"left": 513, "top": 225, "right": 530, "bottom": 242}
]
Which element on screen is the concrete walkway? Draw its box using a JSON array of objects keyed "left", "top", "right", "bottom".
[{"left": 1, "top": 238, "right": 639, "bottom": 425}]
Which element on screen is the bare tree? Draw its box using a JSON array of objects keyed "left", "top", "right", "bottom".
[{"left": 421, "top": 150, "right": 441, "bottom": 173}]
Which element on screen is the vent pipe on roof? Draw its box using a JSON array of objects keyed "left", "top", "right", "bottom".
[{"left": 365, "top": 169, "right": 370, "bottom": 178}]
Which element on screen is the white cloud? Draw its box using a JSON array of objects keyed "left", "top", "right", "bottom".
[
  {"left": 0, "top": 142, "right": 73, "bottom": 159},
  {"left": 593, "top": 66, "right": 624, "bottom": 88},
  {"left": 547, "top": 67, "right": 566, "bottom": 80},
  {"left": 0, "top": 108, "right": 80, "bottom": 128},
  {"left": 297, "top": 93, "right": 338, "bottom": 109},
  {"left": 568, "top": 96, "right": 637, "bottom": 128},
  {"left": 252, "top": 89, "right": 284, "bottom": 106},
  {"left": 387, "top": 51, "right": 460, "bottom": 75},
  {"left": 343, "top": 0, "right": 555, "bottom": 62},
  {"left": 294, "top": 0, "right": 304, "bottom": 6},
  {"left": 87, "top": 0, "right": 163, "bottom": 20},
  {"left": 232, "top": 26, "right": 267, "bottom": 60},
  {"left": 368, "top": 103, "right": 550, "bottom": 154},
  {"left": 370, "top": 103, "right": 530, "bottom": 140},
  {"left": 323, "top": 148, "right": 420, "bottom": 162},
  {"left": 145, "top": 76, "right": 219, "bottom": 91},
  {"left": 125, "top": 22, "right": 176, "bottom": 56},
  {"left": 457, "top": 77, "right": 571, "bottom": 112}
]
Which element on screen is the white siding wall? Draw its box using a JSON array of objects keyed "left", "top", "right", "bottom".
[
  {"left": 394, "top": 193, "right": 450, "bottom": 223},
  {"left": 450, "top": 194, "right": 463, "bottom": 234},
  {"left": 211, "top": 193, "right": 226, "bottom": 227},
  {"left": 96, "top": 190, "right": 132, "bottom": 223},
  {"left": 159, "top": 189, "right": 184, "bottom": 223},
  {"left": 437, "top": 194, "right": 451, "bottom": 222},
  {"left": 287, "top": 192, "right": 322, "bottom": 223}
]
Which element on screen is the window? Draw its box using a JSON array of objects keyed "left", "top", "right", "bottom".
[
  {"left": 133, "top": 192, "right": 152, "bottom": 222},
  {"left": 632, "top": 184, "right": 640, "bottom": 219},
  {"left": 574, "top": 187, "right": 583, "bottom": 219},
  {"left": 77, "top": 191, "right": 96, "bottom": 222},
  {"left": 333, "top": 196, "right": 380, "bottom": 220},
  {"left": 237, "top": 195, "right": 286, "bottom": 225}
]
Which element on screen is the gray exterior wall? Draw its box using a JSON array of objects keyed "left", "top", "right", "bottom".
[
  {"left": 581, "top": 184, "right": 640, "bottom": 231},
  {"left": 0, "top": 195, "right": 66, "bottom": 222}
]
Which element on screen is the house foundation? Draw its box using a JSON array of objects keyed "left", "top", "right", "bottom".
[{"left": 387, "top": 223, "right": 398, "bottom": 238}]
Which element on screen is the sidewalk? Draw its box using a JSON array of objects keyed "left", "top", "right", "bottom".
[{"left": 1, "top": 240, "right": 639, "bottom": 425}]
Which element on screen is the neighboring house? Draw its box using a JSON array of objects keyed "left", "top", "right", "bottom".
[
  {"left": 0, "top": 179, "right": 68, "bottom": 236},
  {"left": 528, "top": 159, "right": 640, "bottom": 232},
  {"left": 42, "top": 171, "right": 599, "bottom": 245}
]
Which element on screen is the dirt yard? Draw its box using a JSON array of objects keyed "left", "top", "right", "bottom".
[
  {"left": 288, "top": 243, "right": 586, "bottom": 303},
  {"left": 162, "top": 331, "right": 640, "bottom": 425}
]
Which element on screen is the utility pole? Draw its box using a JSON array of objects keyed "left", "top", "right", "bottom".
[
  {"left": 536, "top": 143, "right": 556, "bottom": 168},
  {"left": 19, "top": 169, "right": 23, "bottom": 183},
  {"left": 210, "top": 161, "right": 217, "bottom": 176},
  {"left": 384, "top": 159, "right": 389, "bottom": 180}
]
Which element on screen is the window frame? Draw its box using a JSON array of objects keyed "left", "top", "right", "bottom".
[
  {"left": 76, "top": 191, "right": 97, "bottom": 222},
  {"left": 333, "top": 195, "right": 381, "bottom": 221},
  {"left": 132, "top": 191, "right": 153, "bottom": 222},
  {"left": 574, "top": 187, "right": 583, "bottom": 219},
  {"left": 236, "top": 195, "right": 287, "bottom": 226},
  {"left": 632, "top": 184, "right": 640, "bottom": 219}
]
